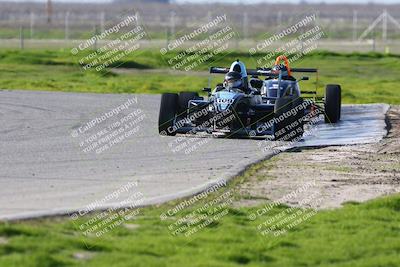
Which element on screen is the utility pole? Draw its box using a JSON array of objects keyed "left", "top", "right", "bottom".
[
  {"left": 166, "top": 28, "right": 170, "bottom": 48},
  {"left": 100, "top": 12, "right": 105, "bottom": 33},
  {"left": 30, "top": 11, "right": 35, "bottom": 39},
  {"left": 359, "top": 9, "right": 400, "bottom": 49},
  {"left": 207, "top": 11, "right": 211, "bottom": 23},
  {"left": 65, "top": 11, "right": 70, "bottom": 40},
  {"left": 372, "top": 27, "right": 376, "bottom": 52},
  {"left": 20, "top": 26, "right": 24, "bottom": 49},
  {"left": 135, "top": 12, "right": 139, "bottom": 27},
  {"left": 46, "top": 0, "right": 52, "bottom": 24},
  {"left": 93, "top": 25, "right": 98, "bottom": 50},
  {"left": 352, "top": 10, "right": 357, "bottom": 41},
  {"left": 277, "top": 11, "right": 282, "bottom": 26},
  {"left": 170, "top": 11, "right": 176, "bottom": 39},
  {"left": 243, "top": 12, "right": 248, "bottom": 40},
  {"left": 382, "top": 9, "right": 387, "bottom": 43}
]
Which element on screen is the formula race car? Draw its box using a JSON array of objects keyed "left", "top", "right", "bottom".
[{"left": 158, "top": 55, "right": 341, "bottom": 141}]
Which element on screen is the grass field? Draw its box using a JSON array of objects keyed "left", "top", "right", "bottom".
[
  {"left": 0, "top": 158, "right": 399, "bottom": 267},
  {"left": 1, "top": 49, "right": 399, "bottom": 266},
  {"left": 1, "top": 49, "right": 400, "bottom": 104}
]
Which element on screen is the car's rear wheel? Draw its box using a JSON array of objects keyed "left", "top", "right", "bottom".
[
  {"left": 274, "top": 96, "right": 293, "bottom": 141},
  {"left": 324, "top": 84, "right": 341, "bottom": 123},
  {"left": 274, "top": 96, "right": 304, "bottom": 141},
  {"left": 292, "top": 97, "right": 304, "bottom": 141},
  {"left": 158, "top": 93, "right": 179, "bottom": 136}
]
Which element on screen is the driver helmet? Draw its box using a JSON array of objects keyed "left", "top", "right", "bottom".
[
  {"left": 224, "top": 71, "right": 242, "bottom": 89},
  {"left": 271, "top": 64, "right": 289, "bottom": 77}
]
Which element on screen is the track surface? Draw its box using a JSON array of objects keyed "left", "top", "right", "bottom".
[{"left": 0, "top": 90, "right": 388, "bottom": 220}]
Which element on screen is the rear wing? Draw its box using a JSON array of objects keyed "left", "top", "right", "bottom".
[
  {"left": 259, "top": 67, "right": 318, "bottom": 73},
  {"left": 210, "top": 65, "right": 320, "bottom": 101},
  {"left": 209, "top": 67, "right": 318, "bottom": 76}
]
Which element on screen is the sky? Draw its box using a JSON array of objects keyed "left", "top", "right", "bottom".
[
  {"left": 176, "top": 0, "right": 400, "bottom": 3},
  {"left": 2, "top": 0, "right": 400, "bottom": 3}
]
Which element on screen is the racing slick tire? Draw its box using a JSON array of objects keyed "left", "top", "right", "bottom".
[
  {"left": 178, "top": 92, "right": 199, "bottom": 115},
  {"left": 274, "top": 96, "right": 304, "bottom": 141},
  {"left": 292, "top": 97, "right": 305, "bottom": 141},
  {"left": 274, "top": 96, "right": 293, "bottom": 141},
  {"left": 324, "top": 84, "right": 341, "bottom": 123},
  {"left": 158, "top": 93, "right": 179, "bottom": 136}
]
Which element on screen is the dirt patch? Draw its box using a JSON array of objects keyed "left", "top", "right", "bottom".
[
  {"left": 73, "top": 251, "right": 95, "bottom": 260},
  {"left": 236, "top": 106, "right": 400, "bottom": 209},
  {"left": 123, "top": 223, "right": 140, "bottom": 230},
  {"left": 0, "top": 237, "right": 8, "bottom": 245}
]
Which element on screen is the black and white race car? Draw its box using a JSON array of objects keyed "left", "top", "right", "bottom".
[{"left": 158, "top": 55, "right": 341, "bottom": 141}]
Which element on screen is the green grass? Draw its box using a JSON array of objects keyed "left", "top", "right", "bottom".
[
  {"left": 0, "top": 159, "right": 399, "bottom": 267},
  {"left": 0, "top": 49, "right": 400, "bottom": 104},
  {"left": 0, "top": 188, "right": 399, "bottom": 266},
  {"left": 0, "top": 49, "right": 209, "bottom": 94},
  {"left": 0, "top": 63, "right": 207, "bottom": 94}
]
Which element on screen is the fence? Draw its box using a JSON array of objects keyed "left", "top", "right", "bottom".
[{"left": 1, "top": 2, "right": 400, "bottom": 53}]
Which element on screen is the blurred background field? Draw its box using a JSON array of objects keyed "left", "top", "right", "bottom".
[
  {"left": 1, "top": 49, "right": 400, "bottom": 104},
  {"left": 1, "top": 1, "right": 400, "bottom": 53},
  {"left": 1, "top": 0, "right": 400, "bottom": 105}
]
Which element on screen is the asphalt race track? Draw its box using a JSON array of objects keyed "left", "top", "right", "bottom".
[{"left": 0, "top": 90, "right": 389, "bottom": 220}]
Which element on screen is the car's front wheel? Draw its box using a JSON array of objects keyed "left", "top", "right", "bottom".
[{"left": 158, "top": 93, "right": 179, "bottom": 136}]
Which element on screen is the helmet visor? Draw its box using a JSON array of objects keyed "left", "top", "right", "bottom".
[{"left": 226, "top": 79, "right": 242, "bottom": 88}]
